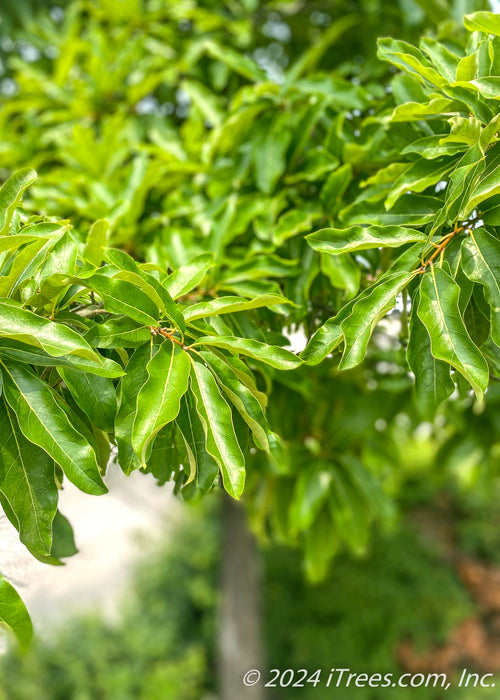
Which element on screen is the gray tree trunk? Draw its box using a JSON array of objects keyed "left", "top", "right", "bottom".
[{"left": 218, "top": 495, "right": 265, "bottom": 700}]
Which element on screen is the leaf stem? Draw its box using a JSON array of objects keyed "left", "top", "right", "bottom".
[{"left": 419, "top": 225, "right": 463, "bottom": 271}]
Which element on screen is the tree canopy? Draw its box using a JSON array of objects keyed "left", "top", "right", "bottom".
[{"left": 0, "top": 0, "right": 499, "bottom": 647}]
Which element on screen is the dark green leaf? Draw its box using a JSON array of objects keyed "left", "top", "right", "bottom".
[{"left": 417, "top": 265, "right": 489, "bottom": 398}]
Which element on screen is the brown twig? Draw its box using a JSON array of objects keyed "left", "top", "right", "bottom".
[
  {"left": 150, "top": 326, "right": 187, "bottom": 350},
  {"left": 418, "top": 225, "right": 464, "bottom": 272}
]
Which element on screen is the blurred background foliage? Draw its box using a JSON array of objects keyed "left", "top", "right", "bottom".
[{"left": 5, "top": 493, "right": 500, "bottom": 700}]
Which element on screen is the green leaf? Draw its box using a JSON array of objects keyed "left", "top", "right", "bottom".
[
  {"left": 0, "top": 576, "right": 32, "bottom": 649},
  {"left": 407, "top": 288, "right": 454, "bottom": 418},
  {"left": 307, "top": 225, "right": 427, "bottom": 255},
  {"left": 0, "top": 301, "right": 123, "bottom": 377},
  {"left": 105, "top": 249, "right": 185, "bottom": 330},
  {"left": 0, "top": 222, "right": 65, "bottom": 253},
  {"left": 190, "top": 359, "right": 245, "bottom": 499},
  {"left": 176, "top": 392, "right": 219, "bottom": 492},
  {"left": 300, "top": 318, "right": 343, "bottom": 365},
  {"left": 385, "top": 157, "right": 455, "bottom": 210},
  {"left": 304, "top": 508, "right": 339, "bottom": 583},
  {"left": 320, "top": 253, "right": 360, "bottom": 298},
  {"left": 85, "top": 317, "right": 151, "bottom": 349},
  {"left": 0, "top": 239, "right": 50, "bottom": 298},
  {"left": 388, "top": 98, "right": 457, "bottom": 123},
  {"left": 86, "top": 274, "right": 161, "bottom": 326},
  {"left": 463, "top": 149, "right": 500, "bottom": 216},
  {"left": 58, "top": 368, "right": 117, "bottom": 433},
  {"left": 340, "top": 271, "right": 416, "bottom": 370},
  {"left": 432, "top": 145, "right": 484, "bottom": 232},
  {"left": 420, "top": 37, "right": 459, "bottom": 83},
  {"left": 461, "top": 228, "right": 500, "bottom": 346},
  {"left": 342, "top": 195, "right": 442, "bottom": 227},
  {"left": 192, "top": 336, "right": 302, "bottom": 370},
  {"left": 289, "top": 466, "right": 332, "bottom": 532},
  {"left": 143, "top": 424, "right": 178, "bottom": 486},
  {"left": 455, "top": 77, "right": 500, "bottom": 101},
  {"left": 0, "top": 398, "right": 58, "bottom": 556},
  {"left": 320, "top": 163, "right": 352, "bottom": 211},
  {"left": 440, "top": 117, "right": 481, "bottom": 147},
  {"left": 417, "top": 265, "right": 489, "bottom": 399},
  {"left": 272, "top": 207, "right": 320, "bottom": 245},
  {"left": 83, "top": 219, "right": 108, "bottom": 267},
  {"left": 163, "top": 254, "right": 214, "bottom": 300},
  {"left": 377, "top": 38, "right": 447, "bottom": 88},
  {"left": 456, "top": 52, "right": 477, "bottom": 83},
  {"left": 1, "top": 360, "right": 107, "bottom": 495},
  {"left": 402, "top": 135, "right": 467, "bottom": 159},
  {"left": 464, "top": 11, "right": 500, "bottom": 36},
  {"left": 205, "top": 40, "right": 266, "bottom": 82},
  {"left": 184, "top": 294, "right": 289, "bottom": 322},
  {"left": 252, "top": 115, "right": 292, "bottom": 195},
  {"left": 199, "top": 350, "right": 271, "bottom": 451},
  {"left": 49, "top": 511, "right": 78, "bottom": 560},
  {"left": 0, "top": 169, "right": 37, "bottom": 236},
  {"left": 115, "top": 344, "right": 153, "bottom": 475},
  {"left": 0, "top": 337, "right": 121, "bottom": 377},
  {"left": 132, "top": 339, "right": 191, "bottom": 465}
]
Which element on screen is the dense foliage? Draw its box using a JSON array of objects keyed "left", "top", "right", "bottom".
[{"left": 0, "top": 0, "right": 499, "bottom": 647}]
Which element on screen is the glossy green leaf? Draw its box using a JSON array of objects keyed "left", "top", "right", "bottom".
[
  {"left": 83, "top": 219, "right": 108, "bottom": 267},
  {"left": 105, "top": 248, "right": 185, "bottom": 330},
  {"left": 377, "top": 38, "right": 447, "bottom": 88},
  {"left": 176, "top": 392, "right": 219, "bottom": 492},
  {"left": 0, "top": 301, "right": 123, "bottom": 377},
  {"left": 385, "top": 157, "right": 455, "bottom": 209},
  {"left": 455, "top": 77, "right": 500, "bottom": 101},
  {"left": 86, "top": 274, "right": 160, "bottom": 326},
  {"left": 0, "top": 169, "right": 37, "bottom": 236},
  {"left": 407, "top": 289, "right": 454, "bottom": 418},
  {"left": 463, "top": 149, "right": 500, "bottom": 216},
  {"left": 340, "top": 271, "right": 415, "bottom": 370},
  {"left": 199, "top": 350, "right": 271, "bottom": 451},
  {"left": 307, "top": 225, "right": 427, "bottom": 255},
  {"left": 163, "top": 254, "right": 215, "bottom": 300},
  {"left": 464, "top": 11, "right": 500, "bottom": 36},
  {"left": 59, "top": 368, "right": 117, "bottom": 433},
  {"left": 132, "top": 339, "right": 191, "bottom": 465},
  {"left": 300, "top": 319, "right": 343, "bottom": 365},
  {"left": 0, "top": 338, "right": 121, "bottom": 377},
  {"left": 320, "top": 253, "right": 360, "bottom": 298},
  {"left": 402, "top": 135, "right": 467, "bottom": 160},
  {"left": 184, "top": 294, "right": 288, "bottom": 322},
  {"left": 115, "top": 344, "right": 153, "bottom": 475},
  {"left": 190, "top": 359, "right": 245, "bottom": 499},
  {"left": 461, "top": 228, "right": 500, "bottom": 346},
  {"left": 85, "top": 317, "right": 151, "bottom": 349},
  {"left": 388, "top": 98, "right": 457, "bottom": 123},
  {"left": 417, "top": 265, "right": 489, "bottom": 399},
  {"left": 192, "top": 336, "right": 302, "bottom": 370},
  {"left": 342, "top": 195, "right": 442, "bottom": 227},
  {"left": 0, "top": 398, "right": 58, "bottom": 556},
  {"left": 1, "top": 360, "right": 107, "bottom": 495}
]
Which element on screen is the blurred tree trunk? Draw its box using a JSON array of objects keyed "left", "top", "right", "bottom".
[{"left": 218, "top": 495, "right": 265, "bottom": 700}]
